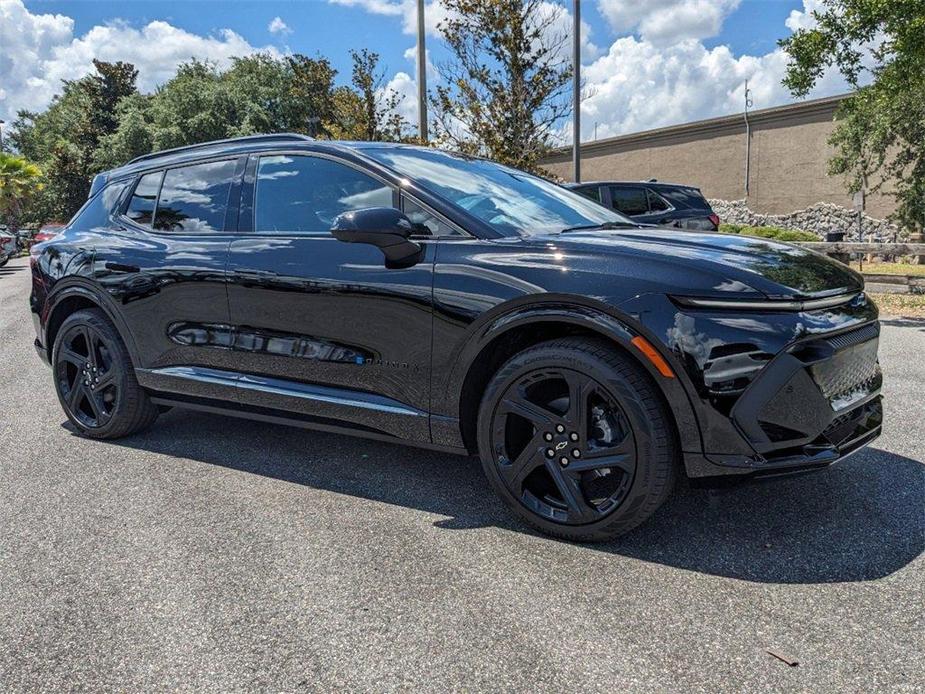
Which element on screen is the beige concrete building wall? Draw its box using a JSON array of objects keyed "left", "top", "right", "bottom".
[{"left": 541, "top": 95, "right": 895, "bottom": 220}]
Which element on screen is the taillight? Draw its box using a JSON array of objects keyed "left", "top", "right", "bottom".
[
  {"left": 708, "top": 213, "right": 720, "bottom": 228},
  {"left": 0, "top": 235, "right": 12, "bottom": 244}
]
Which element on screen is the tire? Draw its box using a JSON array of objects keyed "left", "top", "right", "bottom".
[
  {"left": 477, "top": 337, "right": 677, "bottom": 542},
  {"left": 52, "top": 308, "right": 159, "bottom": 439},
  {"left": 0, "top": 255, "right": 8, "bottom": 268}
]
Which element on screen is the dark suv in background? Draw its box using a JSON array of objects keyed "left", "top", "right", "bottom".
[
  {"left": 31, "top": 134, "right": 882, "bottom": 541},
  {"left": 567, "top": 180, "right": 720, "bottom": 230}
]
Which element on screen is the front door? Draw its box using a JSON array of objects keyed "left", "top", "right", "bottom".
[{"left": 225, "top": 152, "right": 436, "bottom": 443}]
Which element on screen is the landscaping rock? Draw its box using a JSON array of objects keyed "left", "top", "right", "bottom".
[{"left": 709, "top": 199, "right": 902, "bottom": 242}]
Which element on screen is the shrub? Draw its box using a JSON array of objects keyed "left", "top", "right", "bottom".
[{"left": 718, "top": 223, "right": 818, "bottom": 242}]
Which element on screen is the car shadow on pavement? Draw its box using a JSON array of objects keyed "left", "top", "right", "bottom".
[{"left": 77, "top": 409, "right": 925, "bottom": 585}]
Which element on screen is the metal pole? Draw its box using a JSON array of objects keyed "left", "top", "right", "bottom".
[
  {"left": 416, "top": 0, "right": 428, "bottom": 142},
  {"left": 572, "top": 0, "right": 581, "bottom": 182},
  {"left": 744, "top": 81, "right": 752, "bottom": 198}
]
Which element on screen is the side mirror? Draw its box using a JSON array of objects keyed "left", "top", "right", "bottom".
[{"left": 331, "top": 207, "right": 424, "bottom": 269}]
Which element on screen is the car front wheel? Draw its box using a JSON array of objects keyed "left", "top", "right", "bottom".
[{"left": 477, "top": 337, "right": 677, "bottom": 542}]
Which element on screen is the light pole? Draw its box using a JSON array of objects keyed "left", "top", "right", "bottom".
[
  {"left": 572, "top": 0, "right": 581, "bottom": 182},
  {"left": 743, "top": 81, "right": 753, "bottom": 198},
  {"left": 0, "top": 119, "right": 5, "bottom": 152},
  {"left": 417, "top": 0, "right": 428, "bottom": 142}
]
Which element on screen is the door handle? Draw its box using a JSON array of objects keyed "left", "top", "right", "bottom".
[{"left": 105, "top": 262, "right": 140, "bottom": 273}]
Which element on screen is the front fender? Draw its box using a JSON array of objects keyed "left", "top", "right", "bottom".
[{"left": 434, "top": 296, "right": 704, "bottom": 456}]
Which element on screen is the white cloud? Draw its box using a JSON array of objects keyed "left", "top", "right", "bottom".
[
  {"left": 267, "top": 16, "right": 292, "bottom": 36},
  {"left": 785, "top": 0, "right": 823, "bottom": 32},
  {"left": 328, "top": 0, "right": 599, "bottom": 59},
  {"left": 597, "top": 0, "right": 741, "bottom": 45},
  {"left": 560, "top": 0, "right": 866, "bottom": 142},
  {"left": 328, "top": 0, "right": 447, "bottom": 36},
  {"left": 0, "top": 0, "right": 278, "bottom": 123}
]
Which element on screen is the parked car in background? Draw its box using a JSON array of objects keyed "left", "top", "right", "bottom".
[
  {"left": 0, "top": 231, "right": 16, "bottom": 266},
  {"left": 32, "top": 223, "right": 66, "bottom": 245},
  {"left": 31, "top": 134, "right": 882, "bottom": 541},
  {"left": 566, "top": 180, "right": 720, "bottom": 231}
]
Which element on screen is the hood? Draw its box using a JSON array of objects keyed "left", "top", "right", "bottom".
[{"left": 550, "top": 227, "right": 863, "bottom": 299}]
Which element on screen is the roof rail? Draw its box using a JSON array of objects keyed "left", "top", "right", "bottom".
[{"left": 126, "top": 133, "right": 315, "bottom": 166}]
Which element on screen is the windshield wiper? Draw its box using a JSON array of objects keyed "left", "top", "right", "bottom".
[{"left": 559, "top": 221, "right": 640, "bottom": 233}]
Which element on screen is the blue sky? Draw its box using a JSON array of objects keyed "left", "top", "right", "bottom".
[
  {"left": 25, "top": 0, "right": 805, "bottom": 85},
  {"left": 3, "top": 0, "right": 848, "bottom": 140}
]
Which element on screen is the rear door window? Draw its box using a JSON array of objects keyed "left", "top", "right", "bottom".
[
  {"left": 609, "top": 186, "right": 649, "bottom": 216},
  {"left": 646, "top": 189, "right": 671, "bottom": 212},
  {"left": 154, "top": 160, "right": 237, "bottom": 232},
  {"left": 574, "top": 186, "right": 601, "bottom": 203}
]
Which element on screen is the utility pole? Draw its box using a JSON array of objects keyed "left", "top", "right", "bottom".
[
  {"left": 417, "top": 0, "right": 428, "bottom": 143},
  {"left": 743, "top": 81, "right": 753, "bottom": 198},
  {"left": 0, "top": 119, "right": 5, "bottom": 152},
  {"left": 572, "top": 0, "right": 581, "bottom": 182}
]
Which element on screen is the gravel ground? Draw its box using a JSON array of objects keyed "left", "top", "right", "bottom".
[{"left": 1, "top": 255, "right": 923, "bottom": 692}]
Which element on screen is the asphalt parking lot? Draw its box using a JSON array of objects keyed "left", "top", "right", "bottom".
[{"left": 1, "top": 254, "right": 923, "bottom": 692}]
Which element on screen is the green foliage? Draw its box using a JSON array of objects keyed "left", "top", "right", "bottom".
[
  {"left": 0, "top": 152, "right": 44, "bottom": 232},
  {"left": 8, "top": 52, "right": 413, "bottom": 223},
  {"left": 10, "top": 60, "right": 138, "bottom": 221},
  {"left": 328, "top": 49, "right": 410, "bottom": 142},
  {"left": 719, "top": 223, "right": 819, "bottom": 242},
  {"left": 780, "top": 0, "right": 925, "bottom": 233},
  {"left": 433, "top": 0, "right": 572, "bottom": 172}
]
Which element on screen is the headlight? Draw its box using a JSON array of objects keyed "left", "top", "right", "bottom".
[{"left": 671, "top": 292, "right": 861, "bottom": 312}]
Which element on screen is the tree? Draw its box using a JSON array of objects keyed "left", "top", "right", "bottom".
[
  {"left": 9, "top": 60, "right": 138, "bottom": 219},
  {"left": 330, "top": 49, "right": 409, "bottom": 141},
  {"left": 0, "top": 153, "right": 44, "bottom": 232},
  {"left": 780, "top": 0, "right": 925, "bottom": 233},
  {"left": 432, "top": 0, "right": 573, "bottom": 171}
]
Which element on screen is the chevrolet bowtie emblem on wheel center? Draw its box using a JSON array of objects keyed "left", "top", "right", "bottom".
[{"left": 555, "top": 441, "right": 568, "bottom": 451}]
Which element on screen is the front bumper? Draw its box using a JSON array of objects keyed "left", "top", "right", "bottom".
[{"left": 685, "top": 320, "right": 883, "bottom": 479}]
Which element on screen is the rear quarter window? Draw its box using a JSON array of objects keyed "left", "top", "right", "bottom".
[
  {"left": 125, "top": 171, "right": 163, "bottom": 227},
  {"left": 67, "top": 180, "right": 132, "bottom": 231},
  {"left": 659, "top": 186, "right": 711, "bottom": 210},
  {"left": 609, "top": 186, "right": 648, "bottom": 216}
]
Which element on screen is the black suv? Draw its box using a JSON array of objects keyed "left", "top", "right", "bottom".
[
  {"left": 567, "top": 180, "right": 720, "bottom": 230},
  {"left": 31, "top": 134, "right": 882, "bottom": 541}
]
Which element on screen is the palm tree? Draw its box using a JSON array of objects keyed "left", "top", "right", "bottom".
[{"left": 0, "top": 152, "right": 43, "bottom": 233}]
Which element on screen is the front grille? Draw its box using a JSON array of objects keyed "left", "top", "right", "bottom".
[
  {"left": 825, "top": 322, "right": 879, "bottom": 351},
  {"left": 822, "top": 398, "right": 883, "bottom": 448},
  {"left": 810, "top": 333, "right": 881, "bottom": 410}
]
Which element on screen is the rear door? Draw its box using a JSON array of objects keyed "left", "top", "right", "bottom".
[
  {"left": 95, "top": 158, "right": 243, "bottom": 396},
  {"left": 224, "top": 151, "right": 440, "bottom": 443}
]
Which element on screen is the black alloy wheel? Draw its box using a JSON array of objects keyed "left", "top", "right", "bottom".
[
  {"left": 56, "top": 322, "right": 120, "bottom": 429},
  {"left": 490, "top": 367, "right": 636, "bottom": 525},
  {"left": 52, "top": 309, "right": 159, "bottom": 439},
  {"left": 478, "top": 337, "right": 677, "bottom": 542}
]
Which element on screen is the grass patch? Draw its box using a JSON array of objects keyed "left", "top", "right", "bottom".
[
  {"left": 718, "top": 223, "right": 818, "bottom": 242},
  {"left": 870, "top": 293, "right": 925, "bottom": 317},
  {"left": 849, "top": 261, "right": 925, "bottom": 277}
]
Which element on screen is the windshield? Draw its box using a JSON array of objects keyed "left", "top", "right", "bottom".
[{"left": 362, "top": 147, "right": 633, "bottom": 235}]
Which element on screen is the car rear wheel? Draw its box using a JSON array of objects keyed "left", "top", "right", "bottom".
[
  {"left": 477, "top": 337, "right": 677, "bottom": 542},
  {"left": 52, "top": 309, "right": 159, "bottom": 439}
]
